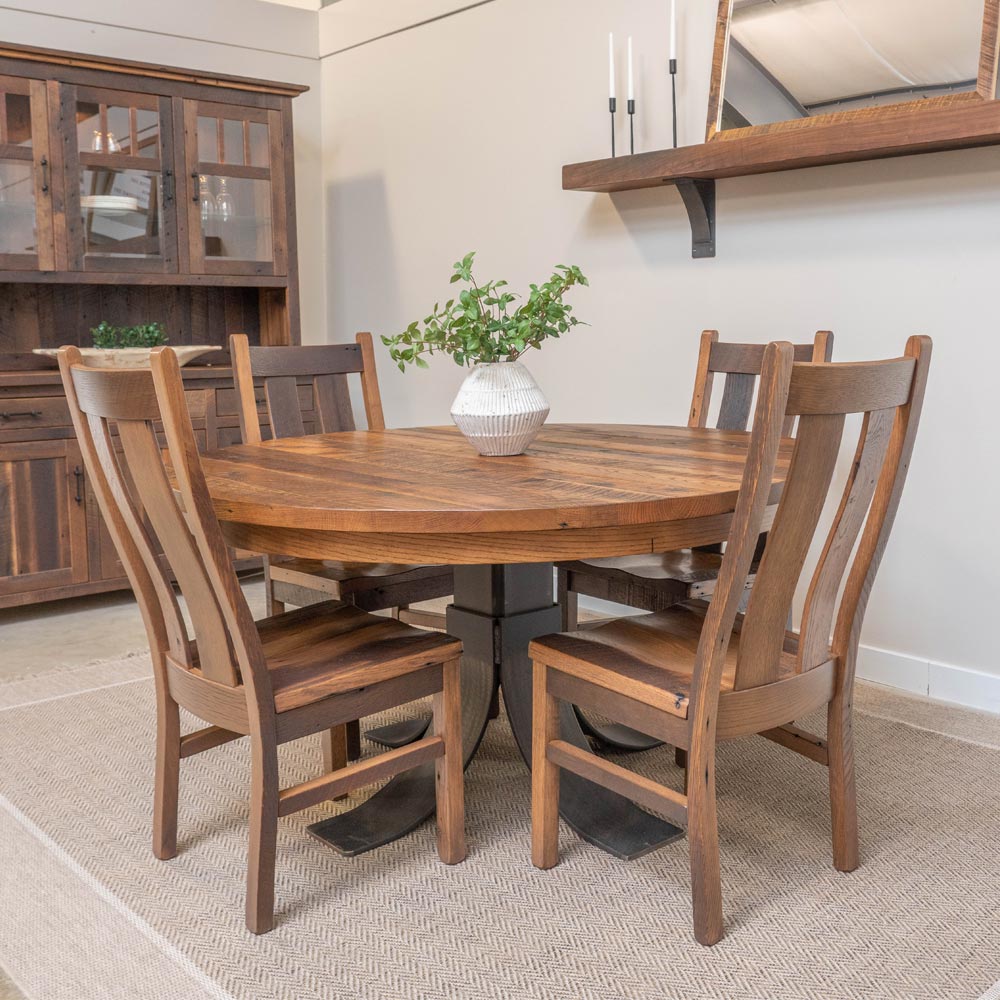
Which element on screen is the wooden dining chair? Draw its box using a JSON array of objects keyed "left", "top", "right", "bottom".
[
  {"left": 231, "top": 333, "right": 457, "bottom": 757},
  {"left": 58, "top": 345, "right": 466, "bottom": 935},
  {"left": 557, "top": 330, "right": 834, "bottom": 753},
  {"left": 530, "top": 336, "right": 931, "bottom": 946}
]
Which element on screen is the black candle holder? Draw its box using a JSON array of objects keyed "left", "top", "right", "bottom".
[
  {"left": 669, "top": 58, "right": 678, "bottom": 149},
  {"left": 627, "top": 99, "right": 636, "bottom": 155},
  {"left": 609, "top": 97, "right": 617, "bottom": 157}
]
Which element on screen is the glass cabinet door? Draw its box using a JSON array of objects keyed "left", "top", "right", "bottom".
[
  {"left": 0, "top": 76, "right": 55, "bottom": 271},
  {"left": 182, "top": 100, "right": 287, "bottom": 276},
  {"left": 64, "top": 86, "right": 177, "bottom": 272}
]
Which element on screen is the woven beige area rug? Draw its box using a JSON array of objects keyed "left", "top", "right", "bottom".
[{"left": 1, "top": 655, "right": 998, "bottom": 1000}]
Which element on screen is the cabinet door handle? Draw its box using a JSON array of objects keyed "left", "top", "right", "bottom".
[
  {"left": 40, "top": 156, "right": 49, "bottom": 194},
  {"left": 73, "top": 466, "right": 84, "bottom": 505},
  {"left": 0, "top": 410, "right": 42, "bottom": 420},
  {"left": 191, "top": 171, "right": 200, "bottom": 203}
]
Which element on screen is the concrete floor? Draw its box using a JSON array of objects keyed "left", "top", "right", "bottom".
[{"left": 0, "top": 578, "right": 268, "bottom": 682}]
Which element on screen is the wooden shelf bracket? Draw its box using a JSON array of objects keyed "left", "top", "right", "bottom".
[{"left": 675, "top": 178, "right": 716, "bottom": 259}]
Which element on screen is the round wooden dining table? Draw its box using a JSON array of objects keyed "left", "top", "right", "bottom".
[{"left": 201, "top": 423, "right": 790, "bottom": 861}]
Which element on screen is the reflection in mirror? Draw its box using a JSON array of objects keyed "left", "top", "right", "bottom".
[{"left": 720, "top": 0, "right": 986, "bottom": 131}]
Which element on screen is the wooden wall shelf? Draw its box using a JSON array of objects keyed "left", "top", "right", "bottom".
[{"left": 563, "top": 95, "right": 1000, "bottom": 258}]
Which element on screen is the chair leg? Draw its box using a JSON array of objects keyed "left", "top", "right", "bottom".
[
  {"left": 153, "top": 695, "right": 181, "bottom": 861},
  {"left": 246, "top": 735, "right": 280, "bottom": 935},
  {"left": 687, "top": 740, "right": 724, "bottom": 946},
  {"left": 263, "top": 560, "right": 285, "bottom": 616},
  {"left": 321, "top": 724, "right": 350, "bottom": 801},
  {"left": 557, "top": 571, "right": 578, "bottom": 632},
  {"left": 828, "top": 696, "right": 859, "bottom": 873},
  {"left": 531, "top": 661, "right": 561, "bottom": 870},
  {"left": 432, "top": 657, "right": 466, "bottom": 865},
  {"left": 675, "top": 746, "right": 690, "bottom": 794},
  {"left": 345, "top": 720, "right": 362, "bottom": 761}
]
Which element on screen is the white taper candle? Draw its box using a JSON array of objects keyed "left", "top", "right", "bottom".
[
  {"left": 627, "top": 36, "right": 634, "bottom": 101},
  {"left": 670, "top": 0, "right": 677, "bottom": 60},
  {"left": 609, "top": 32, "right": 616, "bottom": 100}
]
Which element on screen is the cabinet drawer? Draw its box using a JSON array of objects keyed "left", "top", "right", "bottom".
[
  {"left": 0, "top": 388, "right": 213, "bottom": 443},
  {"left": 0, "top": 396, "right": 72, "bottom": 431}
]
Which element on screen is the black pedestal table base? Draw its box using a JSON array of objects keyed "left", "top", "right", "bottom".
[{"left": 307, "top": 563, "right": 684, "bottom": 859}]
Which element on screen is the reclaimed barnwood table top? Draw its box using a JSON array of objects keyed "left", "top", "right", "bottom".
[{"left": 203, "top": 425, "right": 792, "bottom": 565}]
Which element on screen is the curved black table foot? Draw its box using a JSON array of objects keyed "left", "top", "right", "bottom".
[
  {"left": 307, "top": 647, "right": 494, "bottom": 856},
  {"left": 573, "top": 707, "right": 666, "bottom": 753},
  {"left": 365, "top": 715, "right": 432, "bottom": 749}
]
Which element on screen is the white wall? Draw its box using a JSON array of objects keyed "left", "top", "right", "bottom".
[
  {"left": 319, "top": 0, "right": 1000, "bottom": 707},
  {"left": 3, "top": 0, "right": 996, "bottom": 709},
  {"left": 0, "top": 0, "right": 325, "bottom": 341},
  {"left": 318, "top": 0, "right": 496, "bottom": 56}
]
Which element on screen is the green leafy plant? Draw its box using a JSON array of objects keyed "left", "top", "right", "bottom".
[
  {"left": 91, "top": 321, "right": 168, "bottom": 350},
  {"left": 382, "top": 252, "right": 588, "bottom": 371}
]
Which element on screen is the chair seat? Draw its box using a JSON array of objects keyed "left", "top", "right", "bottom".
[
  {"left": 269, "top": 557, "right": 453, "bottom": 598},
  {"left": 559, "top": 549, "right": 725, "bottom": 588},
  {"left": 254, "top": 601, "right": 462, "bottom": 712},
  {"left": 529, "top": 602, "right": 798, "bottom": 720}
]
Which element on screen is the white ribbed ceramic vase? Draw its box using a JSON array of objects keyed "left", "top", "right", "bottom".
[{"left": 450, "top": 361, "right": 550, "bottom": 457}]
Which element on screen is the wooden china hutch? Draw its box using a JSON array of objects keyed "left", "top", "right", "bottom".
[{"left": 0, "top": 43, "right": 307, "bottom": 609}]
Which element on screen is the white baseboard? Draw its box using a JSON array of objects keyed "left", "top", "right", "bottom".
[
  {"left": 856, "top": 645, "right": 928, "bottom": 697},
  {"left": 576, "top": 597, "right": 1000, "bottom": 716},
  {"left": 858, "top": 644, "right": 1000, "bottom": 715}
]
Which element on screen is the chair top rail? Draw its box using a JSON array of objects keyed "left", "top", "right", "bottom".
[
  {"left": 69, "top": 365, "right": 162, "bottom": 421},
  {"left": 246, "top": 343, "right": 365, "bottom": 378},
  {"left": 709, "top": 336, "right": 830, "bottom": 375},
  {"left": 787, "top": 357, "right": 916, "bottom": 416}
]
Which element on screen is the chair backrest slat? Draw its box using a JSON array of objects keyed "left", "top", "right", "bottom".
[
  {"left": 798, "top": 406, "right": 895, "bottom": 672},
  {"left": 734, "top": 411, "right": 845, "bottom": 688},
  {"left": 716, "top": 372, "right": 756, "bottom": 431},
  {"left": 263, "top": 376, "right": 306, "bottom": 439},
  {"left": 116, "top": 418, "right": 238, "bottom": 685},
  {"left": 150, "top": 348, "right": 269, "bottom": 704},
  {"left": 314, "top": 374, "right": 356, "bottom": 433},
  {"left": 231, "top": 332, "right": 384, "bottom": 443},
  {"left": 831, "top": 339, "right": 930, "bottom": 682}
]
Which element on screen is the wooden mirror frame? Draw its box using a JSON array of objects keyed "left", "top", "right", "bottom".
[{"left": 706, "top": 0, "right": 1000, "bottom": 143}]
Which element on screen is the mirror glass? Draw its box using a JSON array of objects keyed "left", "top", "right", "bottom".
[{"left": 719, "top": 0, "right": 986, "bottom": 131}]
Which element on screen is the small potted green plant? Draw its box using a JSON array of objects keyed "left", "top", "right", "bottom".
[
  {"left": 383, "top": 252, "right": 588, "bottom": 456},
  {"left": 90, "top": 320, "right": 168, "bottom": 351},
  {"left": 35, "top": 322, "right": 215, "bottom": 368}
]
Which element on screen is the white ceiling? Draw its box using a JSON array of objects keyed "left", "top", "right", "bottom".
[{"left": 732, "top": 0, "right": 984, "bottom": 106}]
